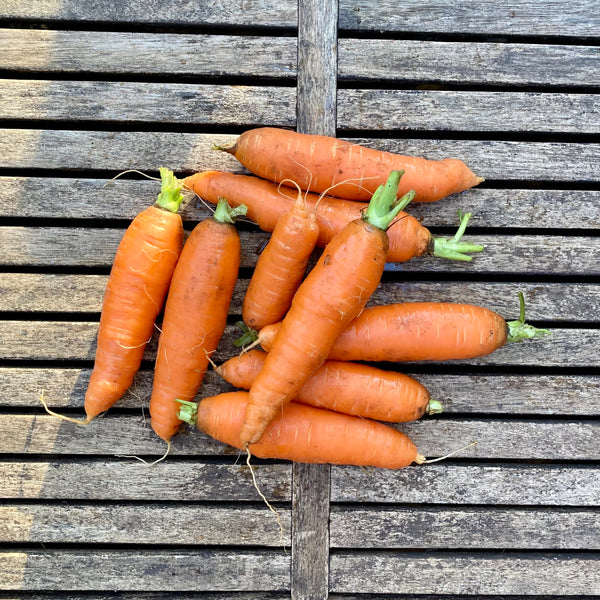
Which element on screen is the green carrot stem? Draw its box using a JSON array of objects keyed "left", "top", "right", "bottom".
[
  {"left": 506, "top": 291, "right": 551, "bottom": 342},
  {"left": 234, "top": 321, "right": 259, "bottom": 347},
  {"left": 362, "top": 170, "right": 415, "bottom": 231},
  {"left": 214, "top": 197, "right": 248, "bottom": 223},
  {"left": 155, "top": 167, "right": 185, "bottom": 213},
  {"left": 175, "top": 399, "right": 199, "bottom": 425},
  {"left": 431, "top": 210, "right": 484, "bottom": 261},
  {"left": 426, "top": 399, "right": 443, "bottom": 415}
]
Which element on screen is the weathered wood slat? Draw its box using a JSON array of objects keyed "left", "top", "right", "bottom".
[
  {"left": 0, "top": 503, "right": 290, "bottom": 545},
  {"left": 331, "top": 464, "right": 600, "bottom": 505},
  {"left": 338, "top": 0, "right": 600, "bottom": 37},
  {"left": 3, "top": 460, "right": 596, "bottom": 506},
  {"left": 0, "top": 29, "right": 297, "bottom": 78},
  {"left": 1, "top": 130, "right": 597, "bottom": 183},
  {"left": 2, "top": 415, "right": 599, "bottom": 461},
  {"left": 339, "top": 40, "right": 600, "bottom": 86},
  {"left": 0, "top": 320, "right": 586, "bottom": 367},
  {"left": 0, "top": 80, "right": 296, "bottom": 126},
  {"left": 293, "top": 0, "right": 337, "bottom": 597},
  {"left": 0, "top": 368, "right": 230, "bottom": 409},
  {"left": 329, "top": 551, "right": 600, "bottom": 595},
  {"left": 0, "top": 130, "right": 243, "bottom": 172},
  {"left": 3, "top": 176, "right": 600, "bottom": 230},
  {"left": 0, "top": 460, "right": 291, "bottom": 501},
  {"left": 3, "top": 368, "right": 599, "bottom": 417},
  {"left": 0, "top": 549, "right": 290, "bottom": 592},
  {"left": 0, "top": 0, "right": 298, "bottom": 27},
  {"left": 4, "top": 81, "right": 597, "bottom": 133},
  {"left": 338, "top": 89, "right": 600, "bottom": 134},
  {"left": 330, "top": 506, "right": 600, "bottom": 549},
  {"left": 4, "top": 275, "right": 599, "bottom": 323},
  {"left": 3, "top": 227, "right": 600, "bottom": 276}
]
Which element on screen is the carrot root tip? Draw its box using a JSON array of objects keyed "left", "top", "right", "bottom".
[
  {"left": 245, "top": 449, "right": 288, "bottom": 552},
  {"left": 39, "top": 390, "right": 91, "bottom": 426},
  {"left": 418, "top": 441, "right": 479, "bottom": 465},
  {"left": 116, "top": 440, "right": 172, "bottom": 466}
]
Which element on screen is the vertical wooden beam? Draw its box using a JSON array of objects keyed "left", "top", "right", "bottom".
[{"left": 292, "top": 2, "right": 338, "bottom": 599}]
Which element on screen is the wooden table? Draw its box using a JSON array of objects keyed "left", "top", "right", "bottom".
[{"left": 1, "top": 1, "right": 599, "bottom": 598}]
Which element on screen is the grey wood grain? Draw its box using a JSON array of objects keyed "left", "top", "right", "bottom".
[
  {"left": 5, "top": 81, "right": 598, "bottom": 134},
  {"left": 0, "top": 79, "right": 295, "bottom": 126},
  {"left": 0, "top": 503, "right": 290, "bottom": 545},
  {"left": 293, "top": 0, "right": 338, "bottom": 598},
  {"left": 3, "top": 177, "right": 600, "bottom": 230},
  {"left": 331, "top": 464, "right": 600, "bottom": 505},
  {"left": 5, "top": 275, "right": 599, "bottom": 323},
  {"left": 4, "top": 227, "right": 600, "bottom": 276},
  {"left": 2, "top": 415, "right": 599, "bottom": 462},
  {"left": 338, "top": 89, "right": 600, "bottom": 134},
  {"left": 338, "top": 0, "right": 600, "bottom": 37},
  {"left": 0, "top": 28, "right": 296, "bottom": 78},
  {"left": 0, "top": 129, "right": 243, "bottom": 172},
  {"left": 329, "top": 551, "right": 600, "bottom": 595},
  {"left": 0, "top": 549, "right": 290, "bottom": 592},
  {"left": 0, "top": 0, "right": 298, "bottom": 27},
  {"left": 0, "top": 460, "right": 291, "bottom": 501},
  {"left": 3, "top": 367, "right": 600, "bottom": 417},
  {"left": 2, "top": 130, "right": 598, "bottom": 184},
  {"left": 0, "top": 367, "right": 231, "bottom": 409},
  {"left": 330, "top": 506, "right": 600, "bottom": 549},
  {"left": 339, "top": 39, "right": 600, "bottom": 87}
]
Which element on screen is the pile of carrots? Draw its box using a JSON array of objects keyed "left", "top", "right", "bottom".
[{"left": 44, "top": 127, "right": 550, "bottom": 470}]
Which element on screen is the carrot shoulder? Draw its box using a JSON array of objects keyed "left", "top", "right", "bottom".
[
  {"left": 83, "top": 168, "right": 185, "bottom": 422},
  {"left": 239, "top": 170, "right": 413, "bottom": 446},
  {"left": 257, "top": 293, "right": 551, "bottom": 362},
  {"left": 177, "top": 391, "right": 423, "bottom": 469},
  {"left": 149, "top": 199, "right": 246, "bottom": 442},
  {"left": 217, "top": 127, "right": 484, "bottom": 202},
  {"left": 183, "top": 170, "right": 482, "bottom": 263},
  {"left": 217, "top": 349, "right": 441, "bottom": 422}
]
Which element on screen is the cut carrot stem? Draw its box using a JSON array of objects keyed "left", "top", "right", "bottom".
[
  {"left": 506, "top": 291, "right": 551, "bottom": 342},
  {"left": 431, "top": 210, "right": 484, "bottom": 262}
]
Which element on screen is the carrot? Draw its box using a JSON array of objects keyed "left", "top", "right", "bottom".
[
  {"left": 177, "top": 391, "right": 424, "bottom": 469},
  {"left": 241, "top": 182, "right": 320, "bottom": 331},
  {"left": 39, "top": 168, "right": 185, "bottom": 425},
  {"left": 217, "top": 349, "right": 442, "bottom": 422},
  {"left": 216, "top": 126, "right": 484, "bottom": 202},
  {"left": 184, "top": 170, "right": 483, "bottom": 262},
  {"left": 149, "top": 199, "right": 246, "bottom": 442},
  {"left": 239, "top": 170, "right": 412, "bottom": 446},
  {"left": 256, "top": 292, "right": 551, "bottom": 363}
]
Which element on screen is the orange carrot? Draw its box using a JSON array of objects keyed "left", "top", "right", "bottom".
[
  {"left": 184, "top": 170, "right": 482, "bottom": 262},
  {"left": 217, "top": 349, "right": 442, "bottom": 422},
  {"left": 46, "top": 168, "right": 185, "bottom": 425},
  {"left": 241, "top": 182, "right": 320, "bottom": 331},
  {"left": 239, "top": 170, "right": 412, "bottom": 446},
  {"left": 149, "top": 199, "right": 246, "bottom": 442},
  {"left": 257, "top": 293, "right": 551, "bottom": 362},
  {"left": 216, "top": 126, "right": 484, "bottom": 202},
  {"left": 177, "top": 391, "right": 423, "bottom": 469}
]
